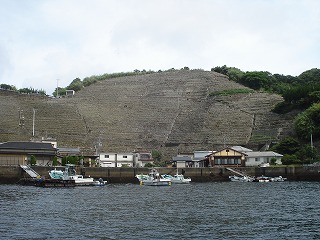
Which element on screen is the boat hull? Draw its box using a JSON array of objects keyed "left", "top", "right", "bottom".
[{"left": 141, "top": 180, "right": 171, "bottom": 186}]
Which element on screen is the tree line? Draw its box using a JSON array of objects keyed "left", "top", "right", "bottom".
[{"left": 0, "top": 84, "right": 46, "bottom": 95}]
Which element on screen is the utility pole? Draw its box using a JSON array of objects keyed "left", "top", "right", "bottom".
[
  {"left": 56, "top": 79, "right": 59, "bottom": 98},
  {"left": 32, "top": 108, "right": 36, "bottom": 137}
]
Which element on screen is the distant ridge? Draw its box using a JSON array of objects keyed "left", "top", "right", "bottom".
[{"left": 0, "top": 70, "right": 295, "bottom": 159}]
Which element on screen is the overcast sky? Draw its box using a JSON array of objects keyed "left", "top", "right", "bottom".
[{"left": 1, "top": 0, "right": 319, "bottom": 95}]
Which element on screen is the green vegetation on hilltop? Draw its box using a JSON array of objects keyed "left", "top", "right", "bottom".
[
  {"left": 0, "top": 84, "right": 46, "bottom": 95},
  {"left": 52, "top": 67, "right": 194, "bottom": 96},
  {"left": 53, "top": 69, "right": 158, "bottom": 96}
]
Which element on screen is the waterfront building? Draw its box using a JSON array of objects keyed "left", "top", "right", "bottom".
[{"left": 0, "top": 141, "right": 56, "bottom": 166}]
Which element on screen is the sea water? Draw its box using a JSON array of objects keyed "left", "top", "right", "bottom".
[{"left": 0, "top": 182, "right": 319, "bottom": 240}]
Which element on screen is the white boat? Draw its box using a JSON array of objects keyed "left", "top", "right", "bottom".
[
  {"left": 49, "top": 164, "right": 106, "bottom": 186},
  {"left": 136, "top": 169, "right": 171, "bottom": 186},
  {"left": 270, "top": 176, "right": 287, "bottom": 182},
  {"left": 229, "top": 175, "right": 254, "bottom": 182},
  {"left": 254, "top": 175, "right": 287, "bottom": 182},
  {"left": 162, "top": 169, "right": 191, "bottom": 184},
  {"left": 92, "top": 178, "right": 108, "bottom": 186}
]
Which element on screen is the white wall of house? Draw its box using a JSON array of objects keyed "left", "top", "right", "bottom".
[
  {"left": 245, "top": 152, "right": 282, "bottom": 166},
  {"left": 99, "top": 153, "right": 116, "bottom": 167},
  {"left": 176, "top": 162, "right": 186, "bottom": 168},
  {"left": 100, "top": 161, "right": 116, "bottom": 167},
  {"left": 116, "top": 153, "right": 134, "bottom": 167}
]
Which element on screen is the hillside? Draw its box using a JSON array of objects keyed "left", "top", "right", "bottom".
[{"left": 0, "top": 70, "right": 295, "bottom": 159}]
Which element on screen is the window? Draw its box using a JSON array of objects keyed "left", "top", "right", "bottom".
[
  {"left": 123, "top": 155, "right": 127, "bottom": 158},
  {"left": 255, "top": 158, "right": 259, "bottom": 162},
  {"left": 228, "top": 158, "right": 235, "bottom": 164},
  {"left": 105, "top": 155, "right": 109, "bottom": 158}
]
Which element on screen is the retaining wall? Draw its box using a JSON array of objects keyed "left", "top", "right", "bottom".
[{"left": 1, "top": 166, "right": 320, "bottom": 184}]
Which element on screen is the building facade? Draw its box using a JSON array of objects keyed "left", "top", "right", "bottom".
[{"left": 0, "top": 141, "right": 56, "bottom": 166}]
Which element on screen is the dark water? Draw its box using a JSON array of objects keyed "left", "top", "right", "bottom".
[{"left": 0, "top": 182, "right": 319, "bottom": 240}]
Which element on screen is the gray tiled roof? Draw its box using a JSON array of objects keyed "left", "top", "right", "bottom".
[{"left": 0, "top": 141, "right": 55, "bottom": 150}]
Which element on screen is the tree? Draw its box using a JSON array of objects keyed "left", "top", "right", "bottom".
[
  {"left": 298, "top": 68, "right": 320, "bottom": 83},
  {"left": 52, "top": 87, "right": 66, "bottom": 97},
  {"left": 227, "top": 67, "right": 244, "bottom": 82},
  {"left": 52, "top": 156, "right": 58, "bottom": 166},
  {"left": 0, "top": 84, "right": 17, "bottom": 91},
  {"left": 281, "top": 154, "right": 301, "bottom": 165},
  {"left": 294, "top": 103, "right": 320, "bottom": 140},
  {"left": 211, "top": 65, "right": 228, "bottom": 75},
  {"left": 30, "top": 155, "right": 37, "bottom": 165},
  {"left": 270, "top": 137, "right": 300, "bottom": 155},
  {"left": 67, "top": 78, "right": 83, "bottom": 92},
  {"left": 152, "top": 150, "right": 162, "bottom": 162},
  {"left": 239, "top": 71, "right": 275, "bottom": 90}
]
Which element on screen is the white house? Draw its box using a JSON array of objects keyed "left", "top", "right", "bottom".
[
  {"left": 116, "top": 153, "right": 134, "bottom": 167},
  {"left": 244, "top": 151, "right": 283, "bottom": 167},
  {"left": 99, "top": 153, "right": 117, "bottom": 167}
]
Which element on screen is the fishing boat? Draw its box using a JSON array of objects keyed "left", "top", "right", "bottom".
[
  {"left": 270, "top": 176, "right": 287, "bottom": 182},
  {"left": 49, "top": 164, "right": 107, "bottom": 186},
  {"left": 229, "top": 175, "right": 254, "bottom": 182},
  {"left": 253, "top": 175, "right": 287, "bottom": 182},
  {"left": 136, "top": 169, "right": 171, "bottom": 186},
  {"left": 162, "top": 169, "right": 191, "bottom": 184}
]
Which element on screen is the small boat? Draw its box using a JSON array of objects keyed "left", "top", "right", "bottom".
[
  {"left": 254, "top": 176, "right": 271, "bottom": 182},
  {"left": 270, "top": 176, "right": 287, "bottom": 182},
  {"left": 229, "top": 175, "right": 254, "bottom": 182},
  {"left": 162, "top": 169, "right": 191, "bottom": 184},
  {"left": 135, "top": 173, "right": 149, "bottom": 182},
  {"left": 49, "top": 164, "right": 107, "bottom": 186},
  {"left": 92, "top": 178, "right": 108, "bottom": 186},
  {"left": 136, "top": 169, "right": 171, "bottom": 186},
  {"left": 253, "top": 175, "right": 287, "bottom": 182}
]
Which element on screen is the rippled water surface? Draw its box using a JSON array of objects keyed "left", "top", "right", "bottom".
[{"left": 0, "top": 182, "right": 319, "bottom": 240}]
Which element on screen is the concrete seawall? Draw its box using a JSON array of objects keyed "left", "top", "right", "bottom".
[{"left": 1, "top": 165, "right": 320, "bottom": 184}]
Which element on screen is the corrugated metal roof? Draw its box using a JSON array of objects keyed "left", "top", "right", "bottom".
[
  {"left": 245, "top": 151, "right": 283, "bottom": 157},
  {"left": 172, "top": 156, "right": 192, "bottom": 161}
]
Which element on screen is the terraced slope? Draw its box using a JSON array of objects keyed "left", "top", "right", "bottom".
[
  {"left": 0, "top": 70, "right": 295, "bottom": 159},
  {"left": 0, "top": 90, "right": 87, "bottom": 147}
]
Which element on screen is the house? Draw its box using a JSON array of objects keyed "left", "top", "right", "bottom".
[
  {"left": 193, "top": 151, "right": 215, "bottom": 167},
  {"left": 65, "top": 90, "right": 75, "bottom": 97},
  {"left": 99, "top": 153, "right": 117, "bottom": 167},
  {"left": 98, "top": 152, "right": 135, "bottom": 167},
  {"left": 244, "top": 151, "right": 283, "bottom": 166},
  {"left": 208, "top": 147, "right": 247, "bottom": 167},
  {"left": 172, "top": 151, "right": 214, "bottom": 168},
  {"left": 116, "top": 153, "right": 134, "bottom": 167},
  {"left": 57, "top": 147, "right": 81, "bottom": 157},
  {"left": 0, "top": 141, "right": 56, "bottom": 166},
  {"left": 133, "top": 150, "right": 153, "bottom": 167},
  {"left": 172, "top": 155, "right": 193, "bottom": 168}
]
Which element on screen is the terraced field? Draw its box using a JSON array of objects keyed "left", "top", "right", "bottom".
[{"left": 0, "top": 70, "right": 295, "bottom": 159}]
